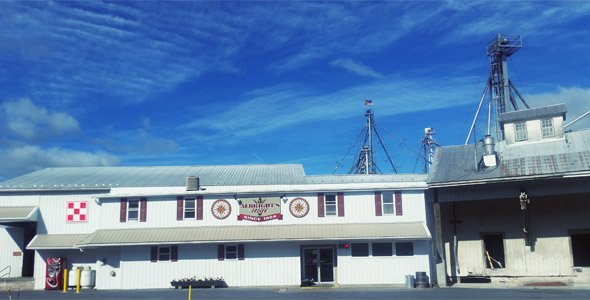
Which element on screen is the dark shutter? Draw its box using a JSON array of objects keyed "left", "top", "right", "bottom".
[
  {"left": 177, "top": 196, "right": 183, "bottom": 221},
  {"left": 120, "top": 198, "right": 127, "bottom": 222},
  {"left": 140, "top": 198, "right": 147, "bottom": 222},
  {"left": 317, "top": 193, "right": 325, "bottom": 217},
  {"left": 197, "top": 196, "right": 203, "bottom": 220},
  {"left": 150, "top": 246, "right": 157, "bottom": 262},
  {"left": 217, "top": 244, "right": 225, "bottom": 261},
  {"left": 395, "top": 191, "right": 403, "bottom": 215},
  {"left": 337, "top": 192, "right": 344, "bottom": 217},
  {"left": 238, "top": 244, "right": 245, "bottom": 261},
  {"left": 171, "top": 246, "right": 178, "bottom": 262},
  {"left": 375, "top": 192, "right": 382, "bottom": 216}
]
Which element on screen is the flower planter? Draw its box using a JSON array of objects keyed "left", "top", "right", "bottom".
[{"left": 170, "top": 280, "right": 226, "bottom": 289}]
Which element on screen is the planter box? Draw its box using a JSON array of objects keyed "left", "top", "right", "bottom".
[{"left": 170, "top": 281, "right": 226, "bottom": 289}]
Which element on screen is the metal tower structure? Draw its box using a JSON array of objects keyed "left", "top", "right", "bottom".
[
  {"left": 333, "top": 108, "right": 398, "bottom": 175},
  {"left": 420, "top": 127, "right": 439, "bottom": 173},
  {"left": 466, "top": 34, "right": 531, "bottom": 143}
]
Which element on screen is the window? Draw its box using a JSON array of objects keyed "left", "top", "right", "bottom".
[
  {"left": 325, "top": 194, "right": 337, "bottom": 216},
  {"left": 483, "top": 234, "right": 505, "bottom": 268},
  {"left": 128, "top": 199, "right": 139, "bottom": 221},
  {"left": 382, "top": 192, "right": 394, "bottom": 215},
  {"left": 514, "top": 122, "right": 528, "bottom": 141},
  {"left": 184, "top": 198, "right": 195, "bottom": 219},
  {"left": 225, "top": 245, "right": 237, "bottom": 260},
  {"left": 151, "top": 245, "right": 177, "bottom": 262},
  {"left": 372, "top": 243, "right": 393, "bottom": 256},
  {"left": 159, "top": 246, "right": 171, "bottom": 261},
  {"left": 351, "top": 243, "right": 369, "bottom": 257},
  {"left": 541, "top": 119, "right": 555, "bottom": 138},
  {"left": 218, "top": 244, "right": 244, "bottom": 261},
  {"left": 571, "top": 233, "right": 590, "bottom": 267},
  {"left": 395, "top": 242, "right": 414, "bottom": 256}
]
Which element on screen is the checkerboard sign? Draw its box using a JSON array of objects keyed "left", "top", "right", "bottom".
[{"left": 66, "top": 201, "right": 88, "bottom": 222}]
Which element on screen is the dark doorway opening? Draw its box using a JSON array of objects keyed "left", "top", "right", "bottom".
[
  {"left": 571, "top": 233, "right": 590, "bottom": 267},
  {"left": 483, "top": 234, "right": 505, "bottom": 269}
]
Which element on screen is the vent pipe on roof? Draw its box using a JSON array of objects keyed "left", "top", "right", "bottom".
[
  {"left": 186, "top": 176, "right": 200, "bottom": 191},
  {"left": 482, "top": 135, "right": 497, "bottom": 167}
]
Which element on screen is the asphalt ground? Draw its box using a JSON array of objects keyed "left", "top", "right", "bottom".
[{"left": 3, "top": 286, "right": 590, "bottom": 300}]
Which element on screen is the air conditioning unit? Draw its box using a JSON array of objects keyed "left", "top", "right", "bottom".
[{"left": 186, "top": 176, "right": 200, "bottom": 191}]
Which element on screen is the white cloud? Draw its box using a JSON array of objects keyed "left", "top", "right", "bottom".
[
  {"left": 526, "top": 87, "right": 590, "bottom": 130},
  {"left": 330, "top": 58, "right": 384, "bottom": 78},
  {"left": 0, "top": 98, "right": 79, "bottom": 141},
  {"left": 0, "top": 145, "right": 120, "bottom": 179}
]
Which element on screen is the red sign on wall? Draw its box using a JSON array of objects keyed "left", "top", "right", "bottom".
[{"left": 66, "top": 201, "right": 88, "bottom": 222}]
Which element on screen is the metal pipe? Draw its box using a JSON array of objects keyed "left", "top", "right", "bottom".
[
  {"left": 465, "top": 79, "right": 490, "bottom": 145},
  {"left": 565, "top": 110, "right": 590, "bottom": 128}
]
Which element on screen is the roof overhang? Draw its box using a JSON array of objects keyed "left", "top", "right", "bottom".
[
  {"left": 0, "top": 206, "right": 39, "bottom": 223},
  {"left": 428, "top": 170, "right": 590, "bottom": 189},
  {"left": 73, "top": 222, "right": 431, "bottom": 248},
  {"left": 27, "top": 233, "right": 90, "bottom": 250}
]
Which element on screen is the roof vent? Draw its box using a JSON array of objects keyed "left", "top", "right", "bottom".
[
  {"left": 186, "top": 176, "right": 200, "bottom": 191},
  {"left": 482, "top": 135, "right": 497, "bottom": 167}
]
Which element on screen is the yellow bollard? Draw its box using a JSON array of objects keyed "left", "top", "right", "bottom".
[
  {"left": 63, "top": 269, "right": 68, "bottom": 293},
  {"left": 188, "top": 285, "right": 191, "bottom": 300},
  {"left": 76, "top": 267, "right": 81, "bottom": 293}
]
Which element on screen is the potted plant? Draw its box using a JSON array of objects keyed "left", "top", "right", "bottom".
[{"left": 170, "top": 276, "right": 226, "bottom": 289}]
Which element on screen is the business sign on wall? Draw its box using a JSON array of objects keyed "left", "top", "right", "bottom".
[{"left": 238, "top": 197, "right": 282, "bottom": 222}]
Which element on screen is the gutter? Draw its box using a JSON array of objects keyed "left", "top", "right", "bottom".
[{"left": 428, "top": 171, "right": 590, "bottom": 188}]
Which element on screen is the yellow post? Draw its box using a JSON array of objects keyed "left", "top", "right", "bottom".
[
  {"left": 63, "top": 269, "right": 68, "bottom": 293},
  {"left": 76, "top": 267, "right": 81, "bottom": 293},
  {"left": 188, "top": 285, "right": 191, "bottom": 300}
]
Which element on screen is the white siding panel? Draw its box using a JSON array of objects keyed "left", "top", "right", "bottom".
[
  {"left": 37, "top": 194, "right": 98, "bottom": 234},
  {"left": 0, "top": 227, "right": 24, "bottom": 277}
]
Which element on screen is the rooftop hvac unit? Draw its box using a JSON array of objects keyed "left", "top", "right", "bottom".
[{"left": 186, "top": 176, "right": 200, "bottom": 191}]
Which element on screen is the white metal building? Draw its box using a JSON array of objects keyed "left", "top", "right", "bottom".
[{"left": 0, "top": 164, "right": 432, "bottom": 289}]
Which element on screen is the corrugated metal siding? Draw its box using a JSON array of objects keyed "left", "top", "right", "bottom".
[
  {"left": 0, "top": 164, "right": 307, "bottom": 190},
  {"left": 429, "top": 129, "right": 590, "bottom": 185},
  {"left": 77, "top": 222, "right": 430, "bottom": 246},
  {"left": 0, "top": 206, "right": 37, "bottom": 220},
  {"left": 27, "top": 234, "right": 89, "bottom": 249}
]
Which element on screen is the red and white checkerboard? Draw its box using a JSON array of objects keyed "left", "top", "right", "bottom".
[{"left": 66, "top": 201, "right": 88, "bottom": 222}]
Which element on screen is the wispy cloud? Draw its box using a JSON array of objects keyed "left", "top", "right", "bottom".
[{"left": 330, "top": 58, "right": 384, "bottom": 78}]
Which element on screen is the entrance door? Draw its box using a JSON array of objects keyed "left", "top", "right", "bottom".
[{"left": 303, "top": 247, "right": 334, "bottom": 283}]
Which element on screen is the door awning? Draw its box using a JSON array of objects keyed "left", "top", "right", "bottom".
[{"left": 0, "top": 206, "right": 38, "bottom": 223}]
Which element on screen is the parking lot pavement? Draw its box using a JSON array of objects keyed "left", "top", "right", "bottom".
[{"left": 4, "top": 286, "right": 590, "bottom": 300}]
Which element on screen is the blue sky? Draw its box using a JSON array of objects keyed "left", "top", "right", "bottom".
[{"left": 1, "top": 1, "right": 590, "bottom": 180}]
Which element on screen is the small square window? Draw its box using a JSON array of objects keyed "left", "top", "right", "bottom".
[
  {"left": 351, "top": 243, "right": 369, "bottom": 257},
  {"left": 325, "top": 194, "right": 337, "bottom": 216},
  {"left": 372, "top": 243, "right": 393, "bottom": 256},
  {"left": 184, "top": 198, "right": 195, "bottom": 219},
  {"left": 382, "top": 192, "right": 394, "bottom": 215},
  {"left": 128, "top": 199, "right": 139, "bottom": 221},
  {"left": 158, "top": 246, "right": 170, "bottom": 261},
  {"left": 396, "top": 242, "right": 414, "bottom": 256},
  {"left": 226, "top": 245, "right": 237, "bottom": 260},
  {"left": 514, "top": 123, "right": 528, "bottom": 141},
  {"left": 541, "top": 119, "right": 554, "bottom": 138}
]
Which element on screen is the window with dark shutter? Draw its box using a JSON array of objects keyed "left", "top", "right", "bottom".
[
  {"left": 238, "top": 244, "right": 245, "bottom": 260},
  {"left": 197, "top": 196, "right": 203, "bottom": 220},
  {"left": 395, "top": 191, "right": 403, "bottom": 215},
  {"left": 171, "top": 245, "right": 178, "bottom": 262},
  {"left": 140, "top": 198, "right": 147, "bottom": 222},
  {"left": 337, "top": 192, "right": 344, "bottom": 217},
  {"left": 120, "top": 198, "right": 127, "bottom": 222},
  {"left": 177, "top": 196, "right": 183, "bottom": 220},
  {"left": 150, "top": 246, "right": 157, "bottom": 262},
  {"left": 217, "top": 244, "right": 225, "bottom": 261},
  {"left": 374, "top": 192, "right": 382, "bottom": 216},
  {"left": 317, "top": 193, "right": 325, "bottom": 217}
]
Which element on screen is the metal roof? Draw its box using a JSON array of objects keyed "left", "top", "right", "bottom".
[
  {"left": 305, "top": 174, "right": 427, "bottom": 184},
  {"left": 498, "top": 103, "right": 567, "bottom": 124},
  {"left": 0, "top": 206, "right": 38, "bottom": 222},
  {"left": 0, "top": 164, "right": 307, "bottom": 190},
  {"left": 429, "top": 129, "right": 590, "bottom": 186},
  {"left": 73, "top": 222, "right": 430, "bottom": 247},
  {"left": 27, "top": 233, "right": 89, "bottom": 250}
]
